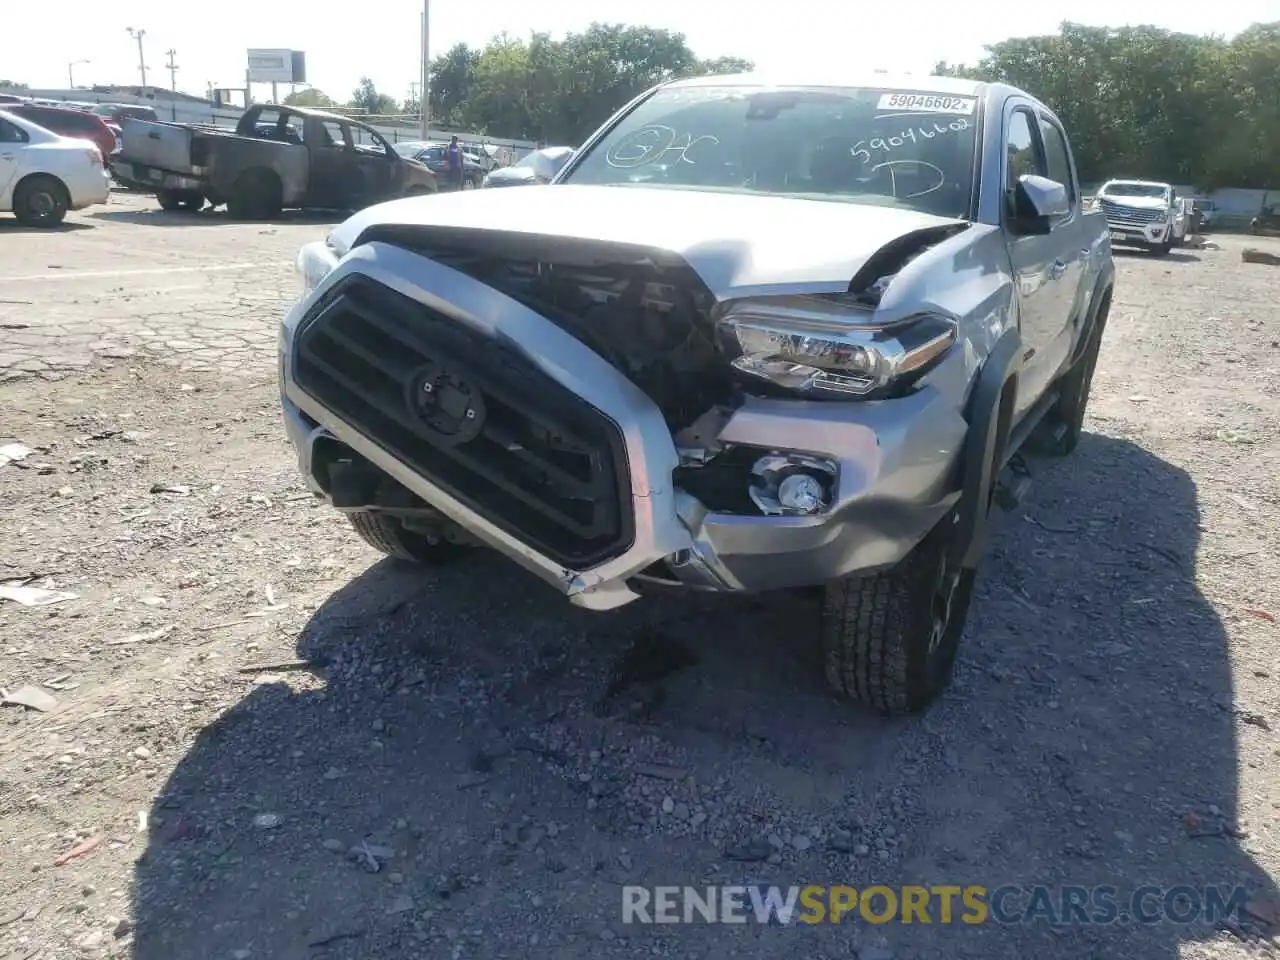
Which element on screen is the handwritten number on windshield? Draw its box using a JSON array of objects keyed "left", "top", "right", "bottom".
[
  {"left": 851, "top": 118, "right": 970, "bottom": 164},
  {"left": 606, "top": 125, "right": 721, "bottom": 168}
]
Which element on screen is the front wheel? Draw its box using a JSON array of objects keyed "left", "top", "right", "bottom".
[
  {"left": 821, "top": 518, "right": 977, "bottom": 716},
  {"left": 347, "top": 511, "right": 470, "bottom": 565}
]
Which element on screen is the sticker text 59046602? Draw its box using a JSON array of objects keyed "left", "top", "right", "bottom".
[{"left": 876, "top": 93, "right": 977, "bottom": 116}]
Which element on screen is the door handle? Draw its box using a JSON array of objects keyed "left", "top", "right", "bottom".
[
  {"left": 0, "top": 153, "right": 14, "bottom": 160},
  {"left": 1050, "top": 260, "right": 1067, "bottom": 280},
  {"left": 1080, "top": 248, "right": 1090, "bottom": 258}
]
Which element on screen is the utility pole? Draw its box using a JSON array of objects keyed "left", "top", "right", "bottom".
[
  {"left": 68, "top": 59, "right": 90, "bottom": 89},
  {"left": 165, "top": 49, "right": 179, "bottom": 91},
  {"left": 126, "top": 27, "right": 148, "bottom": 90},
  {"left": 419, "top": 0, "right": 430, "bottom": 140}
]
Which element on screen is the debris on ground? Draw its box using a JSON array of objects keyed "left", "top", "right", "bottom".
[
  {"left": 0, "top": 443, "right": 33, "bottom": 466},
  {"left": 1242, "top": 247, "right": 1280, "bottom": 265},
  {"left": 0, "top": 684, "right": 58, "bottom": 712},
  {"left": 0, "top": 583, "right": 78, "bottom": 606},
  {"left": 53, "top": 835, "right": 104, "bottom": 866}
]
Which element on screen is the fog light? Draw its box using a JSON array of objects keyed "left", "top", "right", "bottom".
[
  {"left": 777, "top": 474, "right": 826, "bottom": 513},
  {"left": 749, "top": 453, "right": 837, "bottom": 516}
]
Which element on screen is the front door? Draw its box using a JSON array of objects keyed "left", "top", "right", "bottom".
[
  {"left": 1001, "top": 104, "right": 1076, "bottom": 422},
  {"left": 305, "top": 119, "right": 354, "bottom": 210},
  {"left": 347, "top": 128, "right": 398, "bottom": 208}
]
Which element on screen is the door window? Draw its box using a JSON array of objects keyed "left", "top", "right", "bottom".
[
  {"left": 1038, "top": 117, "right": 1076, "bottom": 205},
  {"left": 1005, "top": 109, "right": 1045, "bottom": 190},
  {"left": 0, "top": 118, "right": 28, "bottom": 143},
  {"left": 316, "top": 121, "right": 347, "bottom": 149}
]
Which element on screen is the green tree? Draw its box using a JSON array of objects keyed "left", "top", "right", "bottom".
[
  {"left": 283, "top": 87, "right": 335, "bottom": 108},
  {"left": 935, "top": 20, "right": 1280, "bottom": 188},
  {"left": 348, "top": 76, "right": 399, "bottom": 117},
  {"left": 697, "top": 56, "right": 754, "bottom": 75},
  {"left": 447, "top": 23, "right": 755, "bottom": 144},
  {"left": 427, "top": 43, "right": 479, "bottom": 125}
]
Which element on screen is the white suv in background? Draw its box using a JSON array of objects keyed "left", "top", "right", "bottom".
[
  {"left": 0, "top": 108, "right": 111, "bottom": 227},
  {"left": 1093, "top": 179, "right": 1180, "bottom": 255}
]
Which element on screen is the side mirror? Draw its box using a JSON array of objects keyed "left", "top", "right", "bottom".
[{"left": 1010, "top": 174, "right": 1070, "bottom": 235}]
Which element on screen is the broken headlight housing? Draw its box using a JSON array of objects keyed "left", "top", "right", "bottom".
[
  {"left": 296, "top": 231, "right": 344, "bottom": 295},
  {"left": 715, "top": 295, "right": 958, "bottom": 399}
]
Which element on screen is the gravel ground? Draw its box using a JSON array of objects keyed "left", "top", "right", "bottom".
[{"left": 1, "top": 199, "right": 1278, "bottom": 960}]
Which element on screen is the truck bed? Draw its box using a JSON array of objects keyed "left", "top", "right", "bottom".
[{"left": 118, "top": 118, "right": 291, "bottom": 176}]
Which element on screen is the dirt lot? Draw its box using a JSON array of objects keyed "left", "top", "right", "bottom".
[{"left": 1, "top": 194, "right": 1278, "bottom": 960}]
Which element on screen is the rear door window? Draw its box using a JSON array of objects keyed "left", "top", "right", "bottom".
[{"left": 1038, "top": 116, "right": 1076, "bottom": 205}]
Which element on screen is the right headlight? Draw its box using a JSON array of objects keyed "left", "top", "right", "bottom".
[
  {"left": 295, "top": 233, "right": 342, "bottom": 296},
  {"left": 715, "top": 296, "right": 958, "bottom": 399}
]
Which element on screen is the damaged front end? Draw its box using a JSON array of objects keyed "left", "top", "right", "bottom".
[{"left": 280, "top": 219, "right": 972, "bottom": 606}]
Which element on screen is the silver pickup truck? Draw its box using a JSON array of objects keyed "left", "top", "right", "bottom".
[{"left": 278, "top": 73, "right": 1116, "bottom": 716}]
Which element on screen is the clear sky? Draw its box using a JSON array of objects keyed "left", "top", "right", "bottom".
[{"left": 6, "top": 0, "right": 1274, "bottom": 104}]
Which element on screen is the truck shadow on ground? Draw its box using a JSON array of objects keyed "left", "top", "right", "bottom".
[
  {"left": 88, "top": 208, "right": 347, "bottom": 228},
  {"left": 131, "top": 433, "right": 1276, "bottom": 960},
  {"left": 1110, "top": 248, "right": 1201, "bottom": 263},
  {"left": 0, "top": 220, "right": 94, "bottom": 233}
]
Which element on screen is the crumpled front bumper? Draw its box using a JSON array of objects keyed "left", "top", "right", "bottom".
[{"left": 279, "top": 241, "right": 966, "bottom": 610}]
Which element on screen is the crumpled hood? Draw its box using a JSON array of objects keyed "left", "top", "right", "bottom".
[{"left": 330, "top": 184, "right": 967, "bottom": 299}]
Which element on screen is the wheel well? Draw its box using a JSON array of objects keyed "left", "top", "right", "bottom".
[
  {"left": 235, "top": 167, "right": 281, "bottom": 195},
  {"left": 15, "top": 172, "right": 69, "bottom": 204}
]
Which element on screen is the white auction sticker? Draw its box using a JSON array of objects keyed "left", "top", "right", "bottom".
[{"left": 876, "top": 93, "right": 978, "bottom": 116}]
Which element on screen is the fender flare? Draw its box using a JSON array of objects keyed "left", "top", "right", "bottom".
[{"left": 950, "top": 325, "right": 1021, "bottom": 571}]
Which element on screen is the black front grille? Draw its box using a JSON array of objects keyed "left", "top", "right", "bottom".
[{"left": 294, "top": 274, "right": 634, "bottom": 569}]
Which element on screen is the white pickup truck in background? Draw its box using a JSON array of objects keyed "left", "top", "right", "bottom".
[{"left": 1093, "top": 178, "right": 1185, "bottom": 255}]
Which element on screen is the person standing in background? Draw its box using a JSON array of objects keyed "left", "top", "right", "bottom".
[{"left": 447, "top": 135, "right": 463, "bottom": 190}]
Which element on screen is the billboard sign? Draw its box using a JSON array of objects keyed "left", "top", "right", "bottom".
[{"left": 247, "top": 49, "right": 306, "bottom": 84}]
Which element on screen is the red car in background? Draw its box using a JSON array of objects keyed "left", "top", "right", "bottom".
[{"left": 5, "top": 103, "right": 116, "bottom": 162}]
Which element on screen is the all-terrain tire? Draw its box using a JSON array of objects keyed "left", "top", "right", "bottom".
[
  {"left": 822, "top": 519, "right": 977, "bottom": 715},
  {"left": 1029, "top": 293, "right": 1110, "bottom": 457},
  {"left": 13, "top": 175, "right": 70, "bottom": 227},
  {"left": 347, "top": 511, "right": 469, "bottom": 564}
]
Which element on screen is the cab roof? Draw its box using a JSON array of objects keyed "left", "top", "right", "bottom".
[{"left": 666, "top": 71, "right": 987, "bottom": 97}]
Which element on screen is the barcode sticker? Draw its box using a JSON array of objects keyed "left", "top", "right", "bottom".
[{"left": 876, "top": 93, "right": 978, "bottom": 116}]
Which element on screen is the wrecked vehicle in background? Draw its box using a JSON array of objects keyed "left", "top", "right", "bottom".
[
  {"left": 114, "top": 104, "right": 438, "bottom": 217},
  {"left": 278, "top": 73, "right": 1115, "bottom": 715},
  {"left": 481, "top": 146, "right": 574, "bottom": 188}
]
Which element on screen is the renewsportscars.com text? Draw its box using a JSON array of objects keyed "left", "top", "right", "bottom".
[{"left": 621, "top": 884, "right": 1253, "bottom": 926}]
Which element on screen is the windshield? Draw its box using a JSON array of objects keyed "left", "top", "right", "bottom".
[
  {"left": 562, "top": 85, "right": 980, "bottom": 218},
  {"left": 393, "top": 142, "right": 423, "bottom": 158},
  {"left": 1102, "top": 182, "right": 1168, "bottom": 199}
]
